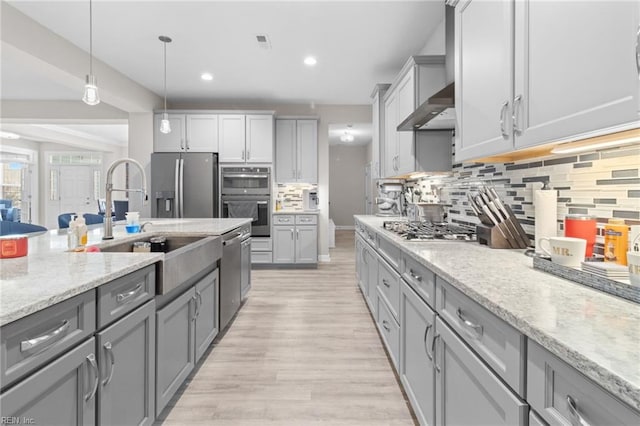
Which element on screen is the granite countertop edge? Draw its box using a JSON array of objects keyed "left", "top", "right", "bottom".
[{"left": 354, "top": 215, "right": 640, "bottom": 411}]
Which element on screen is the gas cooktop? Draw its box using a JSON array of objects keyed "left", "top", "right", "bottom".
[{"left": 383, "top": 221, "right": 477, "bottom": 242}]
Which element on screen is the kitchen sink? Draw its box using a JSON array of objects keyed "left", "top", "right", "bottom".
[{"left": 100, "top": 234, "right": 222, "bottom": 295}]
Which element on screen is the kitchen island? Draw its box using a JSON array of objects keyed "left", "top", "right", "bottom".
[{"left": 355, "top": 215, "right": 640, "bottom": 424}]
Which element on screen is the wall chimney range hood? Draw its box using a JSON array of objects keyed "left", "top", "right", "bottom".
[{"left": 398, "top": 5, "right": 455, "bottom": 131}]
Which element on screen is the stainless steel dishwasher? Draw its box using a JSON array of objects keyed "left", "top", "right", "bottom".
[{"left": 220, "top": 224, "right": 251, "bottom": 331}]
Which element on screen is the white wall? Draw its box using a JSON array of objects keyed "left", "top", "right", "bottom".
[
  {"left": 329, "top": 145, "right": 368, "bottom": 228},
  {"left": 418, "top": 17, "right": 445, "bottom": 55},
  {"left": 127, "top": 113, "right": 154, "bottom": 216}
]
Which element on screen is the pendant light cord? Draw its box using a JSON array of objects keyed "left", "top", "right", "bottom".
[
  {"left": 163, "top": 40, "right": 167, "bottom": 112},
  {"left": 89, "top": 0, "right": 93, "bottom": 75}
]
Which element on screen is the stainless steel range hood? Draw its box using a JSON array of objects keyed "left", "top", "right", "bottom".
[{"left": 398, "top": 5, "right": 455, "bottom": 131}]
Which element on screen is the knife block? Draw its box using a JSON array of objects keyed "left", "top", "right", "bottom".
[{"left": 476, "top": 224, "right": 513, "bottom": 249}]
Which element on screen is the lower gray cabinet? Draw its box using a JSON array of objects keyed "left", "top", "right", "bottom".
[
  {"left": 97, "top": 300, "right": 155, "bottom": 426},
  {"left": 273, "top": 214, "right": 318, "bottom": 264},
  {"left": 240, "top": 238, "right": 251, "bottom": 299},
  {"left": 376, "top": 288, "right": 400, "bottom": 371},
  {"left": 273, "top": 226, "right": 295, "bottom": 263},
  {"left": 295, "top": 225, "right": 317, "bottom": 263},
  {"left": 364, "top": 245, "right": 378, "bottom": 315},
  {"left": 400, "top": 280, "right": 436, "bottom": 426},
  {"left": 155, "top": 288, "right": 195, "bottom": 417},
  {"left": 194, "top": 269, "right": 219, "bottom": 363},
  {"left": 434, "top": 317, "right": 527, "bottom": 426},
  {"left": 0, "top": 337, "right": 97, "bottom": 425}
]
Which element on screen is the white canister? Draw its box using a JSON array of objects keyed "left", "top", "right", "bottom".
[{"left": 534, "top": 187, "right": 557, "bottom": 254}]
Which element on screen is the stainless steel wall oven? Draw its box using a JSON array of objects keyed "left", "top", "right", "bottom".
[{"left": 221, "top": 167, "right": 271, "bottom": 237}]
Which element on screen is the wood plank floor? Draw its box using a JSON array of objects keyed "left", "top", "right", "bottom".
[{"left": 156, "top": 230, "right": 416, "bottom": 425}]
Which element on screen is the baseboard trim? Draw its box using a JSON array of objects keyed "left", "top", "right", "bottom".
[
  {"left": 335, "top": 225, "right": 355, "bottom": 230},
  {"left": 318, "top": 254, "right": 331, "bottom": 262}
]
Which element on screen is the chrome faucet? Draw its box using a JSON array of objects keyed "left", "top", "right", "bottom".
[{"left": 103, "top": 158, "right": 148, "bottom": 240}]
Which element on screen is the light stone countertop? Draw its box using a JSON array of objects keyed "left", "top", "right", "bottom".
[
  {"left": 0, "top": 218, "right": 251, "bottom": 327},
  {"left": 272, "top": 210, "right": 320, "bottom": 215},
  {"left": 354, "top": 215, "right": 640, "bottom": 412}
]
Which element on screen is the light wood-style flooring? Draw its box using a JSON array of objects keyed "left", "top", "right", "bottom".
[{"left": 157, "top": 230, "right": 416, "bottom": 425}]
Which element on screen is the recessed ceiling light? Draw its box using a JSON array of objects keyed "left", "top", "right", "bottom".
[
  {"left": 0, "top": 131, "right": 20, "bottom": 139},
  {"left": 201, "top": 73, "right": 214, "bottom": 81},
  {"left": 304, "top": 56, "right": 317, "bottom": 66}
]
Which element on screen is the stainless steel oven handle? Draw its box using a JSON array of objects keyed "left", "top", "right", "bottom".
[
  {"left": 221, "top": 174, "right": 269, "bottom": 179},
  {"left": 257, "top": 201, "right": 268, "bottom": 205},
  {"left": 174, "top": 159, "right": 180, "bottom": 218}
]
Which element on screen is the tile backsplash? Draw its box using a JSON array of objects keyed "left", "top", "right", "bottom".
[
  {"left": 413, "top": 144, "right": 640, "bottom": 252},
  {"left": 276, "top": 183, "right": 318, "bottom": 210}
]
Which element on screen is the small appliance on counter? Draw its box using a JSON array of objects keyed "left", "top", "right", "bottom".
[
  {"left": 375, "top": 179, "right": 404, "bottom": 216},
  {"left": 302, "top": 189, "right": 319, "bottom": 211}
]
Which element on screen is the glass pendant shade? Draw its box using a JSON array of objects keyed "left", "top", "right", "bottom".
[
  {"left": 160, "top": 112, "right": 171, "bottom": 134},
  {"left": 83, "top": 74, "right": 100, "bottom": 105}
]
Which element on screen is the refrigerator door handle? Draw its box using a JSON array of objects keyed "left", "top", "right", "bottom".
[
  {"left": 179, "top": 158, "right": 185, "bottom": 218},
  {"left": 174, "top": 159, "right": 180, "bottom": 218}
]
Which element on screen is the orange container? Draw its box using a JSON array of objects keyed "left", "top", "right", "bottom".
[
  {"left": 564, "top": 215, "right": 596, "bottom": 257},
  {"left": 604, "top": 218, "right": 628, "bottom": 265},
  {"left": 0, "top": 235, "right": 28, "bottom": 259}
]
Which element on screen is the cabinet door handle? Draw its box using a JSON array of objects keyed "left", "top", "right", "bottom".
[
  {"left": 499, "top": 101, "right": 509, "bottom": 139},
  {"left": 292, "top": 169, "right": 296, "bottom": 179},
  {"left": 296, "top": 229, "right": 299, "bottom": 240},
  {"left": 567, "top": 395, "right": 592, "bottom": 426},
  {"left": 246, "top": 150, "right": 250, "bottom": 160},
  {"left": 291, "top": 229, "right": 294, "bottom": 240},
  {"left": 432, "top": 333, "right": 441, "bottom": 372},
  {"left": 102, "top": 342, "right": 115, "bottom": 387},
  {"left": 382, "top": 278, "right": 390, "bottom": 288},
  {"left": 85, "top": 353, "right": 99, "bottom": 401},
  {"left": 408, "top": 269, "right": 422, "bottom": 282},
  {"left": 116, "top": 284, "right": 142, "bottom": 304},
  {"left": 512, "top": 94, "right": 523, "bottom": 136},
  {"left": 423, "top": 323, "right": 433, "bottom": 362},
  {"left": 456, "top": 308, "right": 483, "bottom": 337},
  {"left": 241, "top": 150, "right": 245, "bottom": 160},
  {"left": 636, "top": 25, "right": 640, "bottom": 76},
  {"left": 20, "top": 320, "right": 70, "bottom": 352},
  {"left": 196, "top": 290, "right": 203, "bottom": 318},
  {"left": 185, "top": 139, "right": 190, "bottom": 150},
  {"left": 382, "top": 320, "right": 390, "bottom": 332}
]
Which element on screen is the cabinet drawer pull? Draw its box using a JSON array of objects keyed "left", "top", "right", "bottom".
[
  {"left": 116, "top": 284, "right": 143, "bottom": 304},
  {"left": 423, "top": 324, "right": 433, "bottom": 362},
  {"left": 512, "top": 94, "right": 523, "bottom": 135},
  {"left": 280, "top": 218, "right": 291, "bottom": 222},
  {"left": 499, "top": 100, "right": 509, "bottom": 139},
  {"left": 382, "top": 320, "right": 390, "bottom": 332},
  {"left": 85, "top": 353, "right": 99, "bottom": 401},
  {"left": 567, "top": 395, "right": 592, "bottom": 426},
  {"left": 102, "top": 342, "right": 115, "bottom": 386},
  {"left": 290, "top": 229, "right": 294, "bottom": 240},
  {"left": 382, "top": 278, "right": 390, "bottom": 288},
  {"left": 20, "top": 320, "right": 70, "bottom": 352},
  {"left": 408, "top": 269, "right": 422, "bottom": 282},
  {"left": 456, "top": 308, "right": 483, "bottom": 337}
]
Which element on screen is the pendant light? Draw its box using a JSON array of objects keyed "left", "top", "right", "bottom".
[
  {"left": 159, "top": 35, "right": 172, "bottom": 134},
  {"left": 82, "top": 0, "right": 100, "bottom": 105}
]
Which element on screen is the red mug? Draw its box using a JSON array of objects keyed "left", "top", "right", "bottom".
[{"left": 564, "top": 214, "right": 597, "bottom": 257}]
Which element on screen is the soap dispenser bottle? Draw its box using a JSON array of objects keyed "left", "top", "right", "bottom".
[
  {"left": 76, "top": 216, "right": 88, "bottom": 247},
  {"left": 67, "top": 215, "right": 78, "bottom": 249}
]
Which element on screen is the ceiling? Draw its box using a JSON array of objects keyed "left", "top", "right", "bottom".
[{"left": 3, "top": 0, "right": 445, "bottom": 105}]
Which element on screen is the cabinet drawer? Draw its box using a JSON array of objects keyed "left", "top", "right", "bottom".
[
  {"left": 377, "top": 258, "right": 400, "bottom": 321},
  {"left": 97, "top": 265, "right": 155, "bottom": 328},
  {"left": 251, "top": 251, "right": 272, "bottom": 264},
  {"left": 376, "top": 289, "right": 400, "bottom": 371},
  {"left": 436, "top": 277, "right": 525, "bottom": 396},
  {"left": 528, "top": 340, "right": 640, "bottom": 425},
  {"left": 273, "top": 215, "right": 295, "bottom": 225},
  {"left": 1, "top": 290, "right": 96, "bottom": 390},
  {"left": 251, "top": 237, "right": 272, "bottom": 251},
  {"left": 376, "top": 233, "right": 400, "bottom": 271},
  {"left": 295, "top": 214, "right": 317, "bottom": 225},
  {"left": 401, "top": 252, "right": 436, "bottom": 309}
]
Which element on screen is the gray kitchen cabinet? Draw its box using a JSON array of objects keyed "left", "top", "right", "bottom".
[
  {"left": 218, "top": 114, "right": 246, "bottom": 162},
  {"left": 434, "top": 316, "right": 528, "bottom": 426},
  {"left": 529, "top": 410, "right": 548, "bottom": 426},
  {"left": 364, "top": 244, "right": 378, "bottom": 315},
  {"left": 376, "top": 288, "right": 400, "bottom": 371},
  {"left": 154, "top": 113, "right": 218, "bottom": 152},
  {"left": 378, "top": 257, "right": 400, "bottom": 321},
  {"left": 155, "top": 287, "right": 195, "bottom": 417},
  {"left": 275, "top": 119, "right": 318, "bottom": 183},
  {"left": 244, "top": 114, "right": 274, "bottom": 163},
  {"left": 97, "top": 264, "right": 155, "bottom": 328},
  {"left": 400, "top": 280, "right": 436, "bottom": 426},
  {"left": 251, "top": 237, "right": 272, "bottom": 264},
  {"left": 240, "top": 238, "right": 251, "bottom": 298},
  {"left": 527, "top": 339, "right": 640, "bottom": 425},
  {"left": 384, "top": 89, "right": 399, "bottom": 177},
  {"left": 401, "top": 252, "right": 436, "bottom": 310},
  {"left": 97, "top": 300, "right": 156, "bottom": 426},
  {"left": 273, "top": 214, "right": 318, "bottom": 265},
  {"left": 371, "top": 84, "right": 390, "bottom": 180},
  {"left": 0, "top": 338, "right": 97, "bottom": 425},
  {"left": 194, "top": 269, "right": 219, "bottom": 363},
  {"left": 454, "top": 0, "right": 640, "bottom": 162}
]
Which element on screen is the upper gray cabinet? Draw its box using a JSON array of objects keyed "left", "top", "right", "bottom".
[
  {"left": 275, "top": 119, "right": 318, "bottom": 183},
  {"left": 455, "top": 0, "right": 640, "bottom": 162},
  {"left": 219, "top": 114, "right": 274, "bottom": 163},
  {"left": 154, "top": 113, "right": 218, "bottom": 153}
]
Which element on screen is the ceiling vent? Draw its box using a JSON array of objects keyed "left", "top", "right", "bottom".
[{"left": 255, "top": 34, "right": 271, "bottom": 50}]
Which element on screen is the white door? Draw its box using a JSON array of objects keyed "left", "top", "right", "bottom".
[
  {"left": 245, "top": 115, "right": 273, "bottom": 163},
  {"left": 50, "top": 165, "right": 96, "bottom": 227},
  {"left": 513, "top": 0, "right": 639, "bottom": 149},
  {"left": 455, "top": 0, "right": 515, "bottom": 162},
  {"left": 218, "top": 115, "right": 246, "bottom": 163}
]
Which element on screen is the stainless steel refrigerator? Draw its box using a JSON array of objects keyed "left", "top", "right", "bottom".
[{"left": 151, "top": 152, "right": 219, "bottom": 218}]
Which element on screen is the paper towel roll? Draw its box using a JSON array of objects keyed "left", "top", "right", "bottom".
[{"left": 534, "top": 189, "right": 557, "bottom": 253}]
